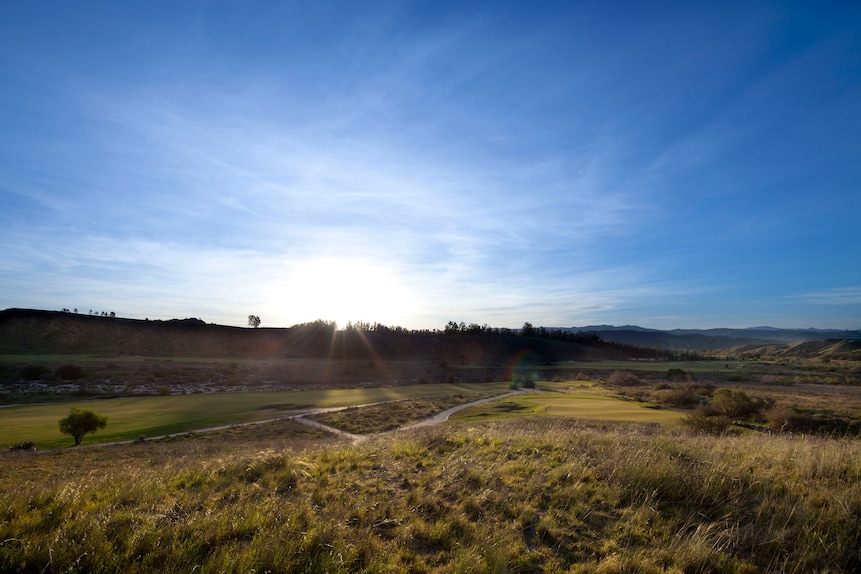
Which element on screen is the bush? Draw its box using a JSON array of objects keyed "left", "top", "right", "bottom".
[
  {"left": 55, "top": 363, "right": 85, "bottom": 381},
  {"left": 660, "top": 384, "right": 705, "bottom": 408},
  {"left": 712, "top": 388, "right": 756, "bottom": 418},
  {"left": 712, "top": 389, "right": 773, "bottom": 420},
  {"left": 764, "top": 406, "right": 860, "bottom": 436},
  {"left": 607, "top": 370, "right": 642, "bottom": 387},
  {"left": 680, "top": 413, "right": 735, "bottom": 435},
  {"left": 512, "top": 372, "right": 536, "bottom": 389},
  {"left": 20, "top": 364, "right": 50, "bottom": 381},
  {"left": 666, "top": 368, "right": 689, "bottom": 381},
  {"left": 765, "top": 407, "right": 811, "bottom": 433}
]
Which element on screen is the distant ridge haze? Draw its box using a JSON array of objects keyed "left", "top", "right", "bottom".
[{"left": 565, "top": 325, "right": 861, "bottom": 350}]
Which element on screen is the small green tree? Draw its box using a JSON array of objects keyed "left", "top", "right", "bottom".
[{"left": 59, "top": 408, "right": 108, "bottom": 446}]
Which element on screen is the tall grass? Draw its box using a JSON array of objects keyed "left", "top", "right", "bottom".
[{"left": 1, "top": 417, "right": 859, "bottom": 572}]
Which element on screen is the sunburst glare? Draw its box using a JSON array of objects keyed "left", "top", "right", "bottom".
[{"left": 284, "top": 257, "right": 417, "bottom": 328}]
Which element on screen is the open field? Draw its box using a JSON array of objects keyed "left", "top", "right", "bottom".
[
  {"left": 2, "top": 416, "right": 859, "bottom": 573},
  {"left": 0, "top": 383, "right": 509, "bottom": 449},
  {"left": 2, "top": 353, "right": 861, "bottom": 572},
  {"left": 4, "top": 353, "right": 861, "bottom": 448},
  {"left": 3, "top": 352, "right": 857, "bottom": 408},
  {"left": 451, "top": 391, "right": 686, "bottom": 426}
]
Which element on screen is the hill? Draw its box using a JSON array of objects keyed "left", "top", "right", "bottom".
[
  {"left": 5, "top": 309, "right": 857, "bottom": 365},
  {"left": 725, "top": 338, "right": 861, "bottom": 361},
  {"left": 567, "top": 325, "right": 861, "bottom": 352},
  {"left": 0, "top": 308, "right": 646, "bottom": 363}
]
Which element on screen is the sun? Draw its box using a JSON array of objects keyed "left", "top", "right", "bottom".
[{"left": 285, "top": 257, "right": 417, "bottom": 328}]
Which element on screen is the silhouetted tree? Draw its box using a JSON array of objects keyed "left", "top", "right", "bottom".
[{"left": 248, "top": 315, "right": 261, "bottom": 328}]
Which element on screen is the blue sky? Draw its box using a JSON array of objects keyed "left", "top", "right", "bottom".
[{"left": 1, "top": 1, "right": 859, "bottom": 330}]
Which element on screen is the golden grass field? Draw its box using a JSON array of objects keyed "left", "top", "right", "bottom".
[
  {"left": 2, "top": 357, "right": 860, "bottom": 572},
  {"left": 2, "top": 414, "right": 859, "bottom": 573}
]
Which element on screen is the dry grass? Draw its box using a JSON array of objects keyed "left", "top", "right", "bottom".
[
  {"left": 2, "top": 415, "right": 860, "bottom": 573},
  {"left": 305, "top": 392, "right": 506, "bottom": 434}
]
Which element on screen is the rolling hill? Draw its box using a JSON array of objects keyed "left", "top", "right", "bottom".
[
  {"left": 0, "top": 309, "right": 639, "bottom": 363},
  {"left": 565, "top": 325, "right": 861, "bottom": 352}
]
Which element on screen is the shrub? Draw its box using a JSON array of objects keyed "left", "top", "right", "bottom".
[
  {"left": 712, "top": 388, "right": 756, "bottom": 418},
  {"left": 680, "top": 413, "right": 735, "bottom": 435},
  {"left": 20, "top": 364, "right": 50, "bottom": 381},
  {"left": 765, "top": 407, "right": 812, "bottom": 434},
  {"left": 666, "top": 368, "right": 689, "bottom": 381},
  {"left": 712, "top": 389, "right": 774, "bottom": 420},
  {"left": 660, "top": 384, "right": 705, "bottom": 408},
  {"left": 55, "top": 363, "right": 85, "bottom": 381},
  {"left": 607, "top": 370, "right": 642, "bottom": 387},
  {"left": 764, "top": 407, "right": 860, "bottom": 436},
  {"left": 518, "top": 373, "right": 537, "bottom": 388}
]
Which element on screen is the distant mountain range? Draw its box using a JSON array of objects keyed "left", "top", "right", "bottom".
[{"left": 564, "top": 326, "right": 861, "bottom": 351}]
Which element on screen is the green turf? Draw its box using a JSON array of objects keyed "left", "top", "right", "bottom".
[
  {"left": 0, "top": 383, "right": 509, "bottom": 449},
  {"left": 450, "top": 391, "right": 685, "bottom": 425}
]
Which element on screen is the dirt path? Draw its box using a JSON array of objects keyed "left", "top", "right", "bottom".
[
  {"left": 30, "top": 391, "right": 526, "bottom": 451},
  {"left": 394, "top": 390, "right": 523, "bottom": 431},
  {"left": 303, "top": 390, "right": 526, "bottom": 441},
  {"left": 291, "top": 415, "right": 364, "bottom": 441}
]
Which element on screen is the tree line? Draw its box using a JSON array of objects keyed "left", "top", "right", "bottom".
[{"left": 60, "top": 308, "right": 115, "bottom": 317}]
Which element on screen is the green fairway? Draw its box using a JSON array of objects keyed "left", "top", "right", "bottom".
[
  {"left": 450, "top": 391, "right": 685, "bottom": 425},
  {"left": 0, "top": 383, "right": 508, "bottom": 449}
]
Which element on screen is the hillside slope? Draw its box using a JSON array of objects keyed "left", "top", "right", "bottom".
[
  {"left": 726, "top": 338, "right": 861, "bottom": 361},
  {"left": 0, "top": 309, "right": 637, "bottom": 362},
  {"left": 568, "top": 325, "right": 861, "bottom": 352}
]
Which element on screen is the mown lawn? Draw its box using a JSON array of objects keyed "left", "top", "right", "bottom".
[
  {"left": 0, "top": 383, "right": 509, "bottom": 448},
  {"left": 451, "top": 390, "right": 686, "bottom": 426}
]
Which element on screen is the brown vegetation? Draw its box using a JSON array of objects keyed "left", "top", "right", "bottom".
[{"left": 2, "top": 417, "right": 859, "bottom": 572}]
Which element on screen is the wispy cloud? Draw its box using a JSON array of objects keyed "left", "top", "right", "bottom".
[
  {"left": 792, "top": 287, "right": 861, "bottom": 306},
  {"left": 3, "top": 2, "right": 859, "bottom": 329}
]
